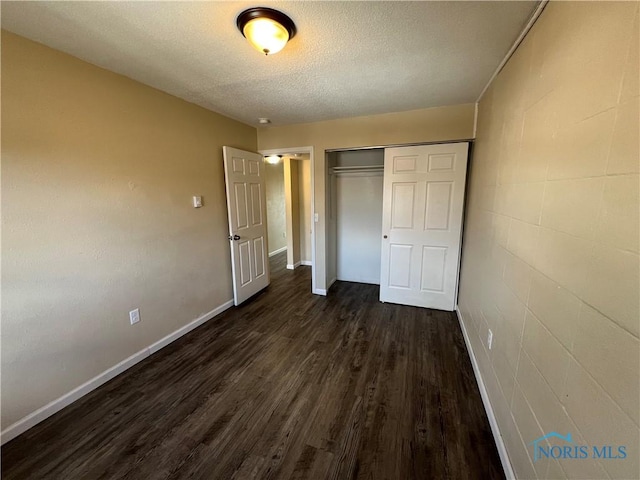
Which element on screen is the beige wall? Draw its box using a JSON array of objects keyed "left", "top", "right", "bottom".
[
  {"left": 458, "top": 3, "right": 639, "bottom": 479},
  {"left": 1, "top": 32, "right": 257, "bottom": 428},
  {"left": 284, "top": 158, "right": 301, "bottom": 267},
  {"left": 265, "top": 162, "right": 286, "bottom": 254},
  {"left": 258, "top": 103, "right": 475, "bottom": 290},
  {"left": 298, "top": 159, "right": 312, "bottom": 264}
]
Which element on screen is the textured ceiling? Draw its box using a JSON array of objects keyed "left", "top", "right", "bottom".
[{"left": 1, "top": 1, "right": 538, "bottom": 126}]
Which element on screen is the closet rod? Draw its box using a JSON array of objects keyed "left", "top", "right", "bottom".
[
  {"left": 330, "top": 165, "right": 384, "bottom": 175},
  {"left": 332, "top": 165, "right": 384, "bottom": 171}
]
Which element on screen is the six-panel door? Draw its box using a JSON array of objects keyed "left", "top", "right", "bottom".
[
  {"left": 223, "top": 146, "right": 270, "bottom": 305},
  {"left": 379, "top": 143, "right": 469, "bottom": 311}
]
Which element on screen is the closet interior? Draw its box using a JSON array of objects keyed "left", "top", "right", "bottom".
[{"left": 328, "top": 148, "right": 384, "bottom": 285}]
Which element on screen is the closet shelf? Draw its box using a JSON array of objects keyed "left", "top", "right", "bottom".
[{"left": 331, "top": 165, "right": 384, "bottom": 175}]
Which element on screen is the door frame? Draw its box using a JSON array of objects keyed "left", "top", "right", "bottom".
[{"left": 259, "top": 146, "right": 317, "bottom": 295}]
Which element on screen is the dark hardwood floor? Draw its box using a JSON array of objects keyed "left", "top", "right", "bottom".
[{"left": 1, "top": 252, "right": 504, "bottom": 479}]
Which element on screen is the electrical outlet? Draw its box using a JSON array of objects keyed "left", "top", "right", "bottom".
[
  {"left": 487, "top": 329, "right": 493, "bottom": 350},
  {"left": 129, "top": 308, "right": 140, "bottom": 325}
]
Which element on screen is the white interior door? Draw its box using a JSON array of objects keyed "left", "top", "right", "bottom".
[
  {"left": 379, "top": 143, "right": 469, "bottom": 311},
  {"left": 223, "top": 146, "right": 270, "bottom": 305}
]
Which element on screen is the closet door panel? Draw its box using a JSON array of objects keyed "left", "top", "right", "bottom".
[
  {"left": 388, "top": 244, "right": 413, "bottom": 288},
  {"left": 380, "top": 143, "right": 469, "bottom": 311},
  {"left": 424, "top": 181, "right": 453, "bottom": 230},
  {"left": 390, "top": 183, "right": 416, "bottom": 229},
  {"left": 420, "top": 246, "right": 447, "bottom": 292}
]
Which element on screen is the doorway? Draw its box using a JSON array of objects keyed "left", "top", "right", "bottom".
[
  {"left": 261, "top": 147, "right": 316, "bottom": 294},
  {"left": 328, "top": 149, "right": 385, "bottom": 286}
]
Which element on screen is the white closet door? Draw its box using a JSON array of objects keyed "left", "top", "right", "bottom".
[
  {"left": 336, "top": 173, "right": 383, "bottom": 284},
  {"left": 379, "top": 143, "right": 468, "bottom": 311}
]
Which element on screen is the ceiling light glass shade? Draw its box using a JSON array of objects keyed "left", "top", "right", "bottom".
[
  {"left": 237, "top": 8, "right": 296, "bottom": 56},
  {"left": 243, "top": 18, "right": 289, "bottom": 55},
  {"left": 265, "top": 155, "right": 282, "bottom": 164}
]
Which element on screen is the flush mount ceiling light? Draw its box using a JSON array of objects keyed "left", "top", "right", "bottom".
[
  {"left": 265, "top": 154, "right": 282, "bottom": 164},
  {"left": 237, "top": 7, "right": 296, "bottom": 55}
]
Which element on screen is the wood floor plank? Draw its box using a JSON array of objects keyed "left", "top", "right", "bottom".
[{"left": 1, "top": 252, "right": 504, "bottom": 479}]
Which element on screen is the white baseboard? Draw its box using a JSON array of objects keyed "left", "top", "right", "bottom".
[
  {"left": 268, "top": 246, "right": 287, "bottom": 257},
  {"left": 149, "top": 300, "right": 233, "bottom": 354},
  {"left": 336, "top": 276, "right": 379, "bottom": 285},
  {"left": 286, "top": 261, "right": 302, "bottom": 270},
  {"left": 312, "top": 278, "right": 337, "bottom": 297},
  {"left": 300, "top": 260, "right": 312, "bottom": 266},
  {"left": 0, "top": 349, "right": 149, "bottom": 446},
  {"left": 0, "top": 299, "right": 234, "bottom": 445},
  {"left": 455, "top": 306, "right": 515, "bottom": 480}
]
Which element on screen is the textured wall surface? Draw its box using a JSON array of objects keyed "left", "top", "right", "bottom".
[
  {"left": 458, "top": 3, "right": 639, "bottom": 479},
  {"left": 258, "top": 103, "right": 475, "bottom": 290},
  {"left": 265, "top": 162, "right": 286, "bottom": 254},
  {"left": 1, "top": 32, "right": 257, "bottom": 428}
]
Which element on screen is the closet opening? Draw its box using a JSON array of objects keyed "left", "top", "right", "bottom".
[
  {"left": 327, "top": 148, "right": 385, "bottom": 289},
  {"left": 326, "top": 142, "right": 469, "bottom": 312}
]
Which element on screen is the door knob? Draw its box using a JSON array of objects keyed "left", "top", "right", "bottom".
[
  {"left": 228, "top": 234, "right": 241, "bottom": 240},
  {"left": 383, "top": 235, "right": 388, "bottom": 239}
]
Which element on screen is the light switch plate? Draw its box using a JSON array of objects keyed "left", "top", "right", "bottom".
[{"left": 193, "top": 196, "right": 203, "bottom": 208}]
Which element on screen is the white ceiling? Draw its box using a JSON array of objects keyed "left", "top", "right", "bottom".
[{"left": 1, "top": 1, "right": 539, "bottom": 126}]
